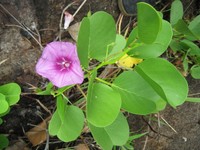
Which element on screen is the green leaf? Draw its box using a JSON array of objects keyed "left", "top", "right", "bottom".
[
  {"left": 129, "top": 132, "right": 147, "bottom": 141},
  {"left": 89, "top": 11, "right": 116, "bottom": 61},
  {"left": 126, "top": 27, "right": 138, "bottom": 47},
  {"left": 170, "top": 39, "right": 183, "bottom": 52},
  {"left": 174, "top": 19, "right": 197, "bottom": 39},
  {"left": 188, "top": 15, "right": 200, "bottom": 39},
  {"left": 0, "top": 83, "right": 21, "bottom": 106},
  {"left": 87, "top": 83, "right": 121, "bottom": 127},
  {"left": 129, "top": 20, "right": 172, "bottom": 58},
  {"left": 107, "top": 34, "right": 126, "bottom": 61},
  {"left": 36, "top": 82, "right": 53, "bottom": 95},
  {"left": 190, "top": 65, "right": 200, "bottom": 79},
  {"left": 170, "top": 0, "right": 183, "bottom": 26},
  {"left": 0, "top": 107, "right": 10, "bottom": 118},
  {"left": 0, "top": 93, "right": 9, "bottom": 115},
  {"left": 56, "top": 95, "right": 67, "bottom": 121},
  {"left": 77, "top": 11, "right": 116, "bottom": 62},
  {"left": 0, "top": 134, "right": 9, "bottom": 149},
  {"left": 77, "top": 17, "right": 90, "bottom": 68},
  {"left": 180, "top": 39, "right": 200, "bottom": 55},
  {"left": 137, "top": 2, "right": 162, "bottom": 44},
  {"left": 135, "top": 58, "right": 188, "bottom": 107},
  {"left": 112, "top": 71, "right": 158, "bottom": 115},
  {"left": 49, "top": 105, "right": 84, "bottom": 142},
  {"left": 0, "top": 118, "right": 3, "bottom": 125},
  {"left": 89, "top": 113, "right": 129, "bottom": 150}
]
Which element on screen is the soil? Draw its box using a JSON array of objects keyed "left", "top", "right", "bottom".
[{"left": 0, "top": 0, "right": 200, "bottom": 150}]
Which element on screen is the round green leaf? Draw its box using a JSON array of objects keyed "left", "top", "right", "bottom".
[
  {"left": 107, "top": 34, "right": 126, "bottom": 63},
  {"left": 188, "top": 15, "right": 200, "bottom": 39},
  {"left": 49, "top": 105, "right": 84, "bottom": 142},
  {"left": 126, "top": 27, "right": 138, "bottom": 47},
  {"left": 135, "top": 58, "right": 188, "bottom": 107},
  {"left": 89, "top": 11, "right": 116, "bottom": 61},
  {"left": 0, "top": 83, "right": 21, "bottom": 106},
  {"left": 190, "top": 65, "right": 200, "bottom": 79},
  {"left": 77, "top": 17, "right": 90, "bottom": 69},
  {"left": 137, "top": 2, "right": 162, "bottom": 44},
  {"left": 170, "top": 0, "right": 183, "bottom": 26},
  {"left": 0, "top": 93, "right": 9, "bottom": 115},
  {"left": 0, "top": 134, "right": 9, "bottom": 149},
  {"left": 112, "top": 71, "right": 158, "bottom": 115},
  {"left": 87, "top": 83, "right": 121, "bottom": 127},
  {"left": 89, "top": 113, "right": 129, "bottom": 150},
  {"left": 180, "top": 39, "right": 200, "bottom": 55},
  {"left": 174, "top": 19, "right": 196, "bottom": 39},
  {"left": 129, "top": 20, "right": 172, "bottom": 58}
]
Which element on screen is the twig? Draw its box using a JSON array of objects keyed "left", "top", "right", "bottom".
[
  {"left": 72, "top": 0, "right": 87, "bottom": 17},
  {"left": 188, "top": 93, "right": 200, "bottom": 96},
  {"left": 23, "top": 95, "right": 52, "bottom": 115},
  {"left": 142, "top": 116, "right": 173, "bottom": 139},
  {"left": 35, "top": 98, "right": 52, "bottom": 115},
  {"left": 160, "top": 2, "right": 170, "bottom": 13},
  {"left": 160, "top": 116, "right": 177, "bottom": 133},
  {"left": 123, "top": 17, "right": 133, "bottom": 38},
  {"left": 0, "top": 58, "right": 8, "bottom": 65},
  {"left": 44, "top": 131, "right": 49, "bottom": 150},
  {"left": 184, "top": 0, "right": 194, "bottom": 14},
  {"left": 142, "top": 116, "right": 151, "bottom": 150},
  {"left": 58, "top": 1, "right": 77, "bottom": 40},
  {"left": 76, "top": 84, "right": 87, "bottom": 100},
  {"left": 117, "top": 14, "right": 123, "bottom": 34},
  {"left": 0, "top": 4, "right": 43, "bottom": 50},
  {"left": 58, "top": 0, "right": 87, "bottom": 41}
]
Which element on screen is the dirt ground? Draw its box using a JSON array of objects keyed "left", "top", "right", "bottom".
[{"left": 0, "top": 0, "right": 200, "bottom": 149}]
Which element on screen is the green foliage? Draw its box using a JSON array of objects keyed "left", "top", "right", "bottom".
[
  {"left": 87, "top": 83, "right": 121, "bottom": 127},
  {"left": 0, "top": 83, "right": 21, "bottom": 116},
  {"left": 169, "top": 0, "right": 200, "bottom": 79},
  {"left": 89, "top": 113, "right": 129, "bottom": 150},
  {"left": 188, "top": 15, "right": 200, "bottom": 39},
  {"left": 112, "top": 71, "right": 157, "bottom": 114},
  {"left": 107, "top": 34, "right": 127, "bottom": 63},
  {"left": 0, "top": 93, "right": 9, "bottom": 115},
  {"left": 190, "top": 65, "right": 200, "bottom": 79},
  {"left": 36, "top": 2, "right": 199, "bottom": 150},
  {"left": 0, "top": 134, "right": 9, "bottom": 149},
  {"left": 128, "top": 20, "right": 172, "bottom": 58},
  {"left": 0, "top": 83, "right": 21, "bottom": 106},
  {"left": 77, "top": 11, "right": 116, "bottom": 63},
  {"left": 77, "top": 17, "right": 90, "bottom": 68},
  {"left": 135, "top": 58, "right": 188, "bottom": 107},
  {"left": 170, "top": 0, "right": 183, "bottom": 26},
  {"left": 49, "top": 96, "right": 84, "bottom": 142},
  {"left": 137, "top": 2, "right": 162, "bottom": 44},
  {"left": 0, "top": 82, "right": 21, "bottom": 149}
]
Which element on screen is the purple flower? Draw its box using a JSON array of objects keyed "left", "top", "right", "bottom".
[{"left": 36, "top": 41, "right": 84, "bottom": 87}]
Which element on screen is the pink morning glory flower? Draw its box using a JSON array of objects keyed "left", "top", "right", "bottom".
[{"left": 36, "top": 41, "right": 84, "bottom": 88}]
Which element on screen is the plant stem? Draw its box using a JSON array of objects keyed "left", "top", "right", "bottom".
[{"left": 95, "top": 77, "right": 112, "bottom": 86}]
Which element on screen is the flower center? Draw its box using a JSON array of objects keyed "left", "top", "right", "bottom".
[{"left": 57, "top": 57, "right": 71, "bottom": 71}]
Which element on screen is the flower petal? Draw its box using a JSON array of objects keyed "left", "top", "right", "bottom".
[
  {"left": 36, "top": 41, "right": 84, "bottom": 87},
  {"left": 64, "top": 12, "right": 74, "bottom": 29}
]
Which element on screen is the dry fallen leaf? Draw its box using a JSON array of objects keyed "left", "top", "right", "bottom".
[
  {"left": 25, "top": 117, "right": 50, "bottom": 146},
  {"left": 68, "top": 22, "right": 80, "bottom": 42},
  {"left": 6, "top": 139, "right": 30, "bottom": 150},
  {"left": 117, "top": 54, "right": 143, "bottom": 69}
]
